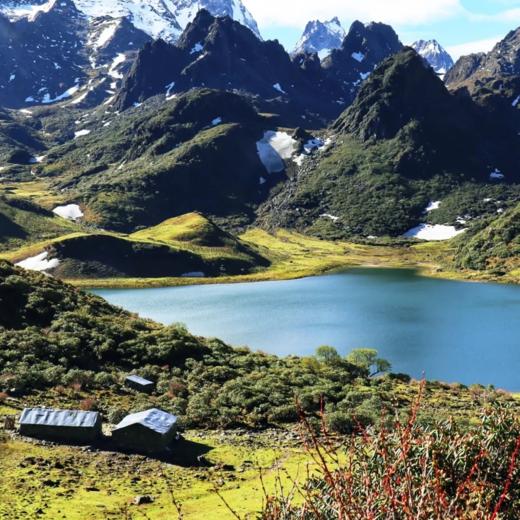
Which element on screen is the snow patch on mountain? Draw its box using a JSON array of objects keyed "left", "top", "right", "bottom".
[
  {"left": 89, "top": 19, "right": 120, "bottom": 50},
  {"left": 16, "top": 251, "right": 60, "bottom": 272},
  {"left": 3, "top": 0, "right": 57, "bottom": 21},
  {"left": 425, "top": 201, "right": 441, "bottom": 212},
  {"left": 403, "top": 224, "right": 465, "bottom": 241},
  {"left": 257, "top": 131, "right": 298, "bottom": 174},
  {"left": 53, "top": 204, "right": 84, "bottom": 220}
]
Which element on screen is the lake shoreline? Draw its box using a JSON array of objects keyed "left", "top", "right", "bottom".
[{"left": 68, "top": 260, "right": 519, "bottom": 290}]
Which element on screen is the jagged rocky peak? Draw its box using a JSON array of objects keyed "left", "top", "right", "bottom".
[
  {"left": 342, "top": 20, "right": 403, "bottom": 60},
  {"left": 173, "top": 0, "right": 261, "bottom": 39},
  {"left": 1, "top": 0, "right": 260, "bottom": 41},
  {"left": 412, "top": 39, "right": 454, "bottom": 75},
  {"left": 332, "top": 46, "right": 520, "bottom": 183},
  {"left": 320, "top": 20, "right": 403, "bottom": 89},
  {"left": 115, "top": 9, "right": 305, "bottom": 111},
  {"left": 293, "top": 16, "right": 346, "bottom": 59},
  {"left": 334, "top": 47, "right": 453, "bottom": 141},
  {"left": 87, "top": 16, "right": 151, "bottom": 67}
]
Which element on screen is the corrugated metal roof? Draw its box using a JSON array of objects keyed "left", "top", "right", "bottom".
[
  {"left": 114, "top": 408, "right": 177, "bottom": 435},
  {"left": 126, "top": 375, "right": 154, "bottom": 386},
  {"left": 20, "top": 408, "right": 100, "bottom": 428}
]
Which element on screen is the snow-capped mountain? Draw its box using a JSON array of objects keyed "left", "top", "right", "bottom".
[
  {"left": 0, "top": 0, "right": 149, "bottom": 107},
  {"left": 411, "top": 39, "right": 454, "bottom": 76},
  {"left": 2, "top": 0, "right": 261, "bottom": 41},
  {"left": 293, "top": 17, "right": 346, "bottom": 59},
  {"left": 0, "top": 0, "right": 261, "bottom": 108}
]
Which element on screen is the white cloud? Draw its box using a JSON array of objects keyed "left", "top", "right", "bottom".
[
  {"left": 242, "top": 0, "right": 463, "bottom": 28},
  {"left": 447, "top": 36, "right": 501, "bottom": 60}
]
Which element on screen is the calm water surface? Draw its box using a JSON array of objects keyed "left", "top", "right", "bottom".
[{"left": 93, "top": 269, "right": 520, "bottom": 390}]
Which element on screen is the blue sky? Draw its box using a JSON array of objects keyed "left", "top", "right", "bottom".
[{"left": 242, "top": 0, "right": 520, "bottom": 59}]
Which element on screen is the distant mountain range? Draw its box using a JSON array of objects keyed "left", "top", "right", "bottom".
[
  {"left": 0, "top": 0, "right": 260, "bottom": 108},
  {"left": 113, "top": 11, "right": 403, "bottom": 125}
]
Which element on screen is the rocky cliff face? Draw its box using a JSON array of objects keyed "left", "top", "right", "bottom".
[{"left": 320, "top": 20, "right": 403, "bottom": 103}]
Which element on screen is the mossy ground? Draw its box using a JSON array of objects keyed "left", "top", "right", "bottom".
[
  {"left": 1, "top": 180, "right": 66, "bottom": 209},
  {"left": 0, "top": 412, "right": 309, "bottom": 520}
]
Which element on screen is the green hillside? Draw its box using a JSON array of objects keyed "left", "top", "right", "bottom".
[
  {"left": 41, "top": 89, "right": 272, "bottom": 232},
  {"left": 260, "top": 49, "right": 520, "bottom": 239},
  {"left": 1, "top": 213, "right": 269, "bottom": 280},
  {"left": 455, "top": 203, "right": 520, "bottom": 274},
  {"left": 0, "top": 195, "right": 76, "bottom": 252}
]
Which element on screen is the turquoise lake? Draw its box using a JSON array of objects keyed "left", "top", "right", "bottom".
[{"left": 93, "top": 269, "right": 520, "bottom": 390}]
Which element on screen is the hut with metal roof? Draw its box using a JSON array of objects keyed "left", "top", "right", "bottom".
[
  {"left": 112, "top": 408, "right": 178, "bottom": 453},
  {"left": 19, "top": 408, "right": 102, "bottom": 443},
  {"left": 125, "top": 375, "right": 155, "bottom": 394}
]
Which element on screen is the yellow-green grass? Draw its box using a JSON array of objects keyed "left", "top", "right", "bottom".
[
  {"left": 0, "top": 179, "right": 66, "bottom": 209},
  {"left": 0, "top": 431, "right": 313, "bottom": 520},
  {"left": 1, "top": 379, "right": 514, "bottom": 519},
  {"left": 131, "top": 213, "right": 218, "bottom": 245},
  {"left": 1, "top": 210, "right": 518, "bottom": 287},
  {"left": 130, "top": 213, "right": 259, "bottom": 263},
  {"left": 67, "top": 228, "right": 520, "bottom": 289}
]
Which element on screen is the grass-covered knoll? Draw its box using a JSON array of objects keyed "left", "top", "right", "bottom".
[
  {"left": 133, "top": 212, "right": 238, "bottom": 246},
  {"left": 131, "top": 212, "right": 268, "bottom": 263},
  {"left": 41, "top": 89, "right": 273, "bottom": 232},
  {"left": 455, "top": 203, "right": 520, "bottom": 274},
  {"left": 0, "top": 213, "right": 269, "bottom": 280},
  {"left": 48, "top": 233, "right": 261, "bottom": 279},
  {"left": 0, "top": 195, "right": 76, "bottom": 252}
]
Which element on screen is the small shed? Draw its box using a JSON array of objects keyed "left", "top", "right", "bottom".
[
  {"left": 125, "top": 375, "right": 155, "bottom": 394},
  {"left": 19, "top": 408, "right": 102, "bottom": 443},
  {"left": 112, "top": 408, "right": 178, "bottom": 453}
]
